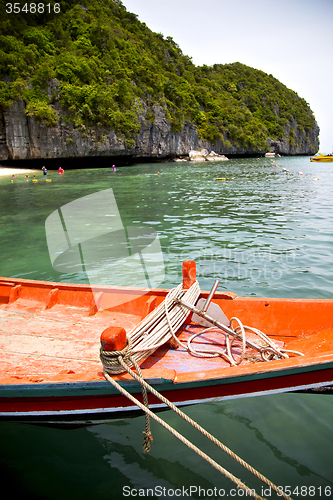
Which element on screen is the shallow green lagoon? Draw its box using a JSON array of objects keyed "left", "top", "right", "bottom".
[
  {"left": 0, "top": 156, "right": 332, "bottom": 499},
  {"left": 1, "top": 156, "right": 333, "bottom": 297}
]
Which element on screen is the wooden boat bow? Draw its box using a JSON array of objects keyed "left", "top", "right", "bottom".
[{"left": 0, "top": 261, "right": 333, "bottom": 426}]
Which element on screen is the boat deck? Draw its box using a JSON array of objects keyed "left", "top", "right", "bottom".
[{"left": 1, "top": 277, "right": 333, "bottom": 388}]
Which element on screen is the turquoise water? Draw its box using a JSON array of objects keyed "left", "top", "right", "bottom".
[
  {"left": 1, "top": 157, "right": 333, "bottom": 297},
  {"left": 0, "top": 157, "right": 332, "bottom": 498}
]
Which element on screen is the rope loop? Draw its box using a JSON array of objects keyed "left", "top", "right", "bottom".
[{"left": 100, "top": 337, "right": 132, "bottom": 375}]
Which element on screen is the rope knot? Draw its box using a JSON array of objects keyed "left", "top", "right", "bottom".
[
  {"left": 100, "top": 339, "right": 153, "bottom": 454},
  {"left": 100, "top": 337, "right": 133, "bottom": 375},
  {"left": 143, "top": 430, "right": 153, "bottom": 453}
]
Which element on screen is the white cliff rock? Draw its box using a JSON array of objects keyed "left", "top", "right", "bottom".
[
  {"left": 189, "top": 149, "right": 229, "bottom": 161},
  {"left": 206, "top": 151, "right": 229, "bottom": 161},
  {"left": 189, "top": 150, "right": 207, "bottom": 161}
]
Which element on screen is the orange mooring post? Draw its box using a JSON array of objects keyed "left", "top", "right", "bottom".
[
  {"left": 182, "top": 260, "right": 196, "bottom": 289},
  {"left": 182, "top": 261, "right": 197, "bottom": 324},
  {"left": 100, "top": 326, "right": 127, "bottom": 352}
]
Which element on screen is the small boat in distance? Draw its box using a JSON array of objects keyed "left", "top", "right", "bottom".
[
  {"left": 310, "top": 152, "right": 333, "bottom": 162},
  {"left": 0, "top": 261, "right": 333, "bottom": 426}
]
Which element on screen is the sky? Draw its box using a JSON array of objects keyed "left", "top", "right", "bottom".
[{"left": 121, "top": 0, "right": 333, "bottom": 153}]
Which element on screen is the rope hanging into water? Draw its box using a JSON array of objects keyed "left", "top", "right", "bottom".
[
  {"left": 100, "top": 281, "right": 300, "bottom": 499},
  {"left": 101, "top": 352, "right": 293, "bottom": 500},
  {"left": 100, "top": 337, "right": 152, "bottom": 452}
]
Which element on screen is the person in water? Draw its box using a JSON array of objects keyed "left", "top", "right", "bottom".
[
  {"left": 112, "top": 164, "right": 116, "bottom": 172},
  {"left": 42, "top": 166, "right": 47, "bottom": 175},
  {"left": 58, "top": 167, "right": 64, "bottom": 174}
]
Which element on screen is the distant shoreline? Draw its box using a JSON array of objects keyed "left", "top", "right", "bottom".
[
  {"left": 0, "top": 167, "right": 39, "bottom": 177},
  {"left": 0, "top": 152, "right": 316, "bottom": 173}
]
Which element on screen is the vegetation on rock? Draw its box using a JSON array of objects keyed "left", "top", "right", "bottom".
[{"left": 0, "top": 0, "right": 317, "bottom": 151}]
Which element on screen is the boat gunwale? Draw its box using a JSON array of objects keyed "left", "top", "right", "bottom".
[
  {"left": 0, "top": 276, "right": 239, "bottom": 302},
  {"left": 3, "top": 275, "right": 333, "bottom": 305},
  {"left": 1, "top": 350, "right": 333, "bottom": 395},
  {"left": 1, "top": 363, "right": 333, "bottom": 425},
  {"left": 1, "top": 274, "right": 333, "bottom": 425}
]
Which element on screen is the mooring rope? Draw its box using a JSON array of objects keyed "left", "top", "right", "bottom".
[
  {"left": 100, "top": 285, "right": 300, "bottom": 500},
  {"left": 100, "top": 338, "right": 152, "bottom": 452},
  {"left": 102, "top": 279, "right": 303, "bottom": 372},
  {"left": 101, "top": 352, "right": 293, "bottom": 500},
  {"left": 172, "top": 297, "right": 304, "bottom": 364}
]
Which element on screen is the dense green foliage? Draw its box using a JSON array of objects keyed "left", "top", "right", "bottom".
[{"left": 0, "top": 0, "right": 316, "bottom": 149}]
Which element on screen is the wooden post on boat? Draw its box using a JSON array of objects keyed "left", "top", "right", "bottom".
[
  {"left": 182, "top": 260, "right": 197, "bottom": 324},
  {"left": 100, "top": 326, "right": 127, "bottom": 352},
  {"left": 182, "top": 260, "right": 196, "bottom": 289}
]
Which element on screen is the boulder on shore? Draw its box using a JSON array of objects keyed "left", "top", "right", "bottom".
[
  {"left": 189, "top": 149, "right": 207, "bottom": 161},
  {"left": 207, "top": 150, "right": 229, "bottom": 161},
  {"left": 189, "top": 149, "right": 228, "bottom": 162}
]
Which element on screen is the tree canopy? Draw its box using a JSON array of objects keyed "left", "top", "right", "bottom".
[{"left": 0, "top": 0, "right": 317, "bottom": 150}]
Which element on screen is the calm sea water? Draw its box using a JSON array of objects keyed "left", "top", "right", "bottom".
[{"left": 0, "top": 157, "right": 332, "bottom": 499}]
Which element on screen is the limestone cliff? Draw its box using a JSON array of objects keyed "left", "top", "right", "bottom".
[
  {"left": 0, "top": 1, "right": 319, "bottom": 162},
  {"left": 0, "top": 98, "right": 319, "bottom": 162}
]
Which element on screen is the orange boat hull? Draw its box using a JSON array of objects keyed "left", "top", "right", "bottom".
[{"left": 0, "top": 274, "right": 332, "bottom": 425}]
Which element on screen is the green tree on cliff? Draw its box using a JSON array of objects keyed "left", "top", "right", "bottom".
[{"left": 0, "top": 0, "right": 317, "bottom": 151}]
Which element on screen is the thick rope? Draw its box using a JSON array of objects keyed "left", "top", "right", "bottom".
[
  {"left": 101, "top": 280, "right": 303, "bottom": 373},
  {"left": 167, "top": 298, "right": 303, "bottom": 364},
  {"left": 103, "top": 367, "right": 264, "bottom": 500},
  {"left": 100, "top": 285, "right": 298, "bottom": 498},
  {"left": 101, "top": 353, "right": 293, "bottom": 500},
  {"left": 100, "top": 339, "right": 152, "bottom": 452},
  {"left": 165, "top": 295, "right": 238, "bottom": 365},
  {"left": 102, "top": 281, "right": 201, "bottom": 375},
  {"left": 173, "top": 295, "right": 304, "bottom": 364}
]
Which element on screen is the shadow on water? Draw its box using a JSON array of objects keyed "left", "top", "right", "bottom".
[
  {"left": 0, "top": 393, "right": 332, "bottom": 499},
  {"left": 0, "top": 419, "right": 216, "bottom": 500},
  {"left": 0, "top": 421, "right": 127, "bottom": 500},
  {"left": 212, "top": 394, "right": 333, "bottom": 483}
]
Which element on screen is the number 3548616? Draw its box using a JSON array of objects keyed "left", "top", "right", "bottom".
[
  {"left": 277, "top": 486, "right": 331, "bottom": 497},
  {"left": 5, "top": 3, "right": 61, "bottom": 14}
]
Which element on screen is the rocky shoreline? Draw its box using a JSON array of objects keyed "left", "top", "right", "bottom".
[{"left": 0, "top": 99, "right": 319, "bottom": 164}]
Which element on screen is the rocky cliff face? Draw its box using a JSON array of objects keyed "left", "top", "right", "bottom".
[{"left": 0, "top": 99, "right": 319, "bottom": 162}]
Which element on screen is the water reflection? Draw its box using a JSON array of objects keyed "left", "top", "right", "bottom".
[{"left": 0, "top": 156, "right": 332, "bottom": 298}]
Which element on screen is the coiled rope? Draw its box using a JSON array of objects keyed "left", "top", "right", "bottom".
[
  {"left": 103, "top": 281, "right": 200, "bottom": 374},
  {"left": 172, "top": 298, "right": 304, "bottom": 365}
]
